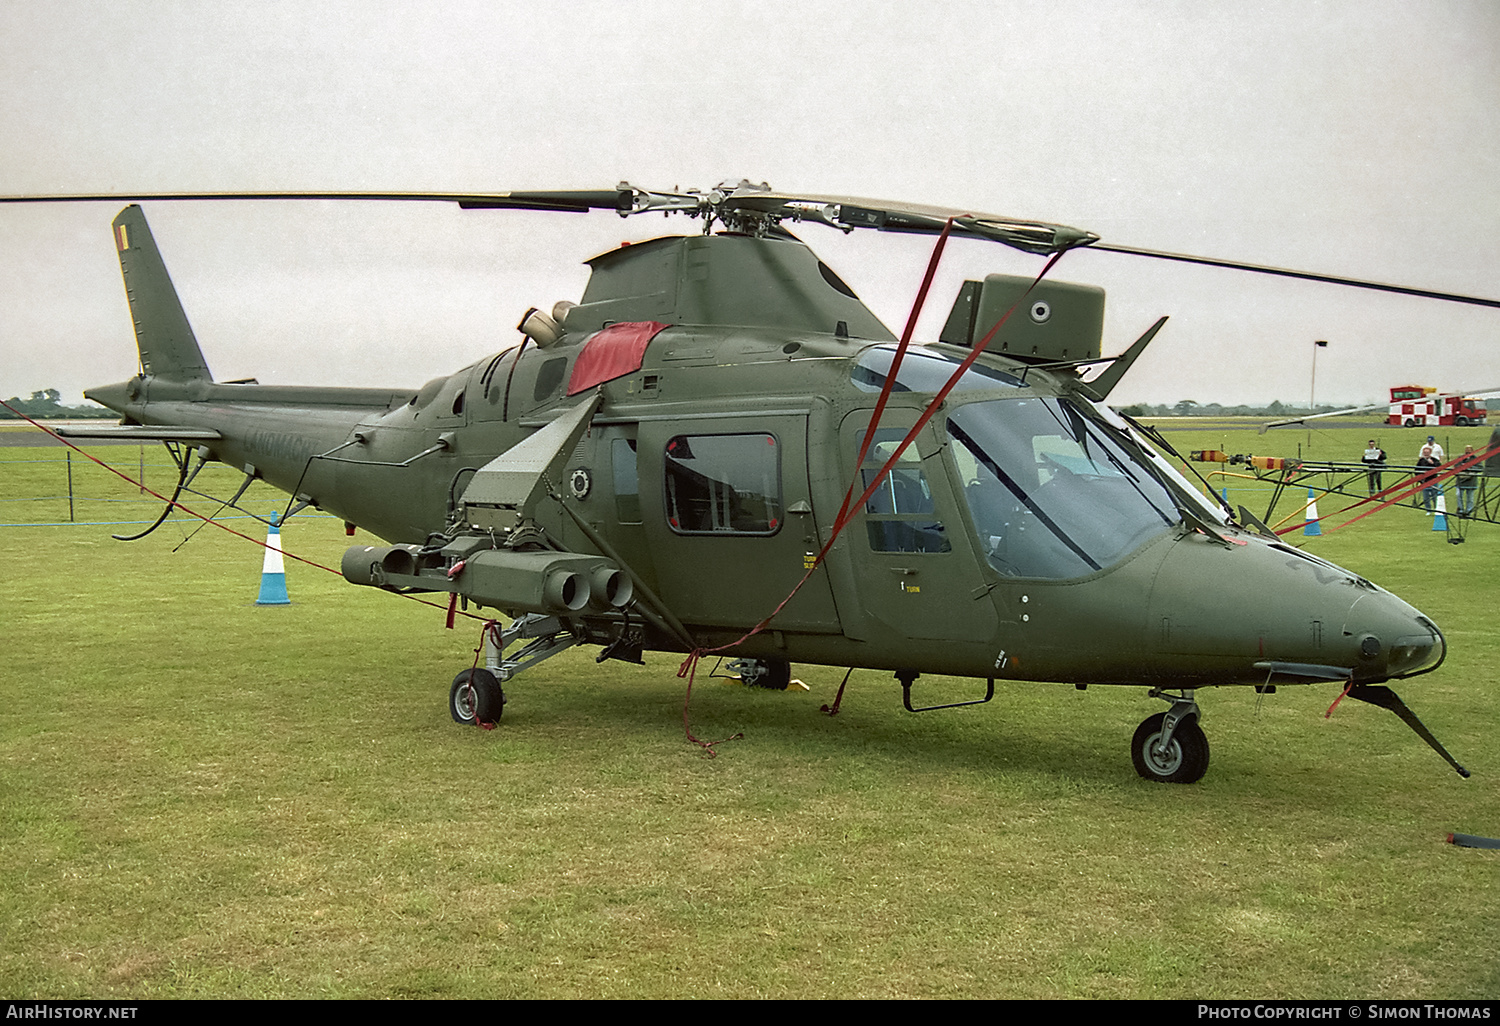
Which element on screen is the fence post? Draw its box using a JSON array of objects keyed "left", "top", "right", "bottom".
[{"left": 67, "top": 450, "right": 74, "bottom": 523}]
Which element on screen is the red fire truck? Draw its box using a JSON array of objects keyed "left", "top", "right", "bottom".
[{"left": 1387, "top": 386, "right": 1489, "bottom": 427}]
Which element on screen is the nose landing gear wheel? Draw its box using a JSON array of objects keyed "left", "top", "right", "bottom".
[
  {"left": 450, "top": 667, "right": 505, "bottom": 726},
  {"left": 1132, "top": 712, "right": 1209, "bottom": 784}
]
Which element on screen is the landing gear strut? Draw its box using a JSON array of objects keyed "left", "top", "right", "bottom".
[
  {"left": 1132, "top": 691, "right": 1209, "bottom": 784},
  {"left": 448, "top": 613, "right": 584, "bottom": 728}
]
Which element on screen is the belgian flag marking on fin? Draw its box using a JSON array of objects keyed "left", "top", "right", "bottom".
[{"left": 114, "top": 223, "right": 130, "bottom": 251}]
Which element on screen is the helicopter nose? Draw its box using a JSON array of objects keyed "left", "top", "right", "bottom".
[
  {"left": 1343, "top": 591, "right": 1445, "bottom": 681},
  {"left": 1146, "top": 534, "right": 1443, "bottom": 685}
]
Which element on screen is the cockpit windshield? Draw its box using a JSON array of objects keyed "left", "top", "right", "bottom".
[{"left": 947, "top": 397, "right": 1179, "bottom": 579}]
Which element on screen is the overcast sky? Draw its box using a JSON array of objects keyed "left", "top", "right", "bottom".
[{"left": 2, "top": 0, "right": 1496, "bottom": 408}]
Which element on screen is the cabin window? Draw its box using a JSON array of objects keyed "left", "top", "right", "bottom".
[
  {"left": 663, "top": 433, "right": 782, "bottom": 536},
  {"left": 857, "top": 430, "right": 950, "bottom": 553},
  {"left": 612, "top": 438, "right": 641, "bottom": 524}
]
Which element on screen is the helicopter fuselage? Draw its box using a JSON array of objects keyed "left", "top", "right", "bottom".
[{"left": 85, "top": 321, "right": 1442, "bottom": 692}]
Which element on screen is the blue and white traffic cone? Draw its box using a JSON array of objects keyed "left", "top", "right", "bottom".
[
  {"left": 1302, "top": 489, "right": 1322, "bottom": 537},
  {"left": 1432, "top": 490, "right": 1448, "bottom": 532},
  {"left": 255, "top": 513, "right": 291, "bottom": 605}
]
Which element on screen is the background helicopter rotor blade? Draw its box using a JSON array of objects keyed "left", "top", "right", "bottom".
[
  {"left": 1258, "top": 386, "right": 1500, "bottom": 433},
  {"left": 1089, "top": 241, "right": 1500, "bottom": 310}
]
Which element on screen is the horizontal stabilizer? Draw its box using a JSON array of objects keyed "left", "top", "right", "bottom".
[{"left": 54, "top": 424, "right": 222, "bottom": 441}]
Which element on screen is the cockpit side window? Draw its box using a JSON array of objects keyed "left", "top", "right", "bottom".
[{"left": 858, "top": 430, "right": 951, "bottom": 553}]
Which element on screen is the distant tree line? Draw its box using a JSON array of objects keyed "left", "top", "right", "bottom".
[
  {"left": 1116, "top": 400, "right": 1358, "bottom": 418},
  {"left": 1115, "top": 397, "right": 1500, "bottom": 418},
  {"left": 1, "top": 389, "right": 115, "bottom": 419}
]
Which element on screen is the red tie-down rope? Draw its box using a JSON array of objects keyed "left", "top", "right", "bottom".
[
  {"left": 0, "top": 397, "right": 483, "bottom": 624},
  {"left": 675, "top": 225, "right": 1072, "bottom": 754},
  {"left": 1273, "top": 444, "right": 1499, "bottom": 538}
]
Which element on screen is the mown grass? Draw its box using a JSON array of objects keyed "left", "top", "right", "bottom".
[{"left": 1, "top": 427, "right": 1497, "bottom": 999}]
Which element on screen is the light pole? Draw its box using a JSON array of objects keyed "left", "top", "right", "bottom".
[{"left": 1310, "top": 340, "right": 1327, "bottom": 447}]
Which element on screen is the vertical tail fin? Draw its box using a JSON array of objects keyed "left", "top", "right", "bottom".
[{"left": 113, "top": 205, "right": 213, "bottom": 382}]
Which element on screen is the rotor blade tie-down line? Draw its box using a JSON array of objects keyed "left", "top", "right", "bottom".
[
  {"left": 0, "top": 397, "right": 488, "bottom": 625},
  {"left": 674, "top": 222, "right": 1071, "bottom": 753},
  {"left": 672, "top": 217, "right": 956, "bottom": 751},
  {"left": 459, "top": 619, "right": 501, "bottom": 731},
  {"left": 111, "top": 442, "right": 196, "bottom": 542},
  {"left": 0, "top": 399, "right": 328, "bottom": 566},
  {"left": 1324, "top": 677, "right": 1357, "bottom": 718},
  {"left": 831, "top": 217, "right": 959, "bottom": 536},
  {"left": 672, "top": 216, "right": 954, "bottom": 752}
]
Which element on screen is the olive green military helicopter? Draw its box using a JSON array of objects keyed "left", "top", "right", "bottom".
[{"left": 9, "top": 180, "right": 1499, "bottom": 783}]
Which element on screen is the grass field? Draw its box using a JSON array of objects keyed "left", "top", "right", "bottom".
[{"left": 2, "top": 421, "right": 1497, "bottom": 999}]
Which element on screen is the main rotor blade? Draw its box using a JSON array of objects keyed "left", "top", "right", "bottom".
[
  {"left": 0, "top": 185, "right": 1098, "bottom": 254},
  {"left": 7, "top": 188, "right": 1497, "bottom": 308},
  {"left": 1090, "top": 242, "right": 1500, "bottom": 310},
  {"left": 0, "top": 190, "right": 634, "bottom": 213},
  {"left": 723, "top": 190, "right": 1099, "bottom": 255}
]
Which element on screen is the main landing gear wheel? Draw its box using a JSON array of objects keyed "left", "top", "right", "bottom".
[
  {"left": 754, "top": 658, "right": 792, "bottom": 691},
  {"left": 730, "top": 658, "right": 792, "bottom": 690},
  {"left": 1131, "top": 711, "right": 1210, "bottom": 784},
  {"left": 450, "top": 667, "right": 505, "bottom": 726}
]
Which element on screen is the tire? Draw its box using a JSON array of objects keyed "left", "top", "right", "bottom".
[
  {"left": 450, "top": 667, "right": 505, "bottom": 725},
  {"left": 1131, "top": 712, "right": 1209, "bottom": 784},
  {"left": 1404, "top": 418, "right": 1416, "bottom": 428},
  {"left": 748, "top": 658, "right": 792, "bottom": 690}
]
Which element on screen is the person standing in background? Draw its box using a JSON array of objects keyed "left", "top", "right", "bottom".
[
  {"left": 1417, "top": 444, "right": 1441, "bottom": 513},
  {"left": 1362, "top": 439, "right": 1387, "bottom": 495},
  {"left": 1457, "top": 445, "right": 1478, "bottom": 515}
]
